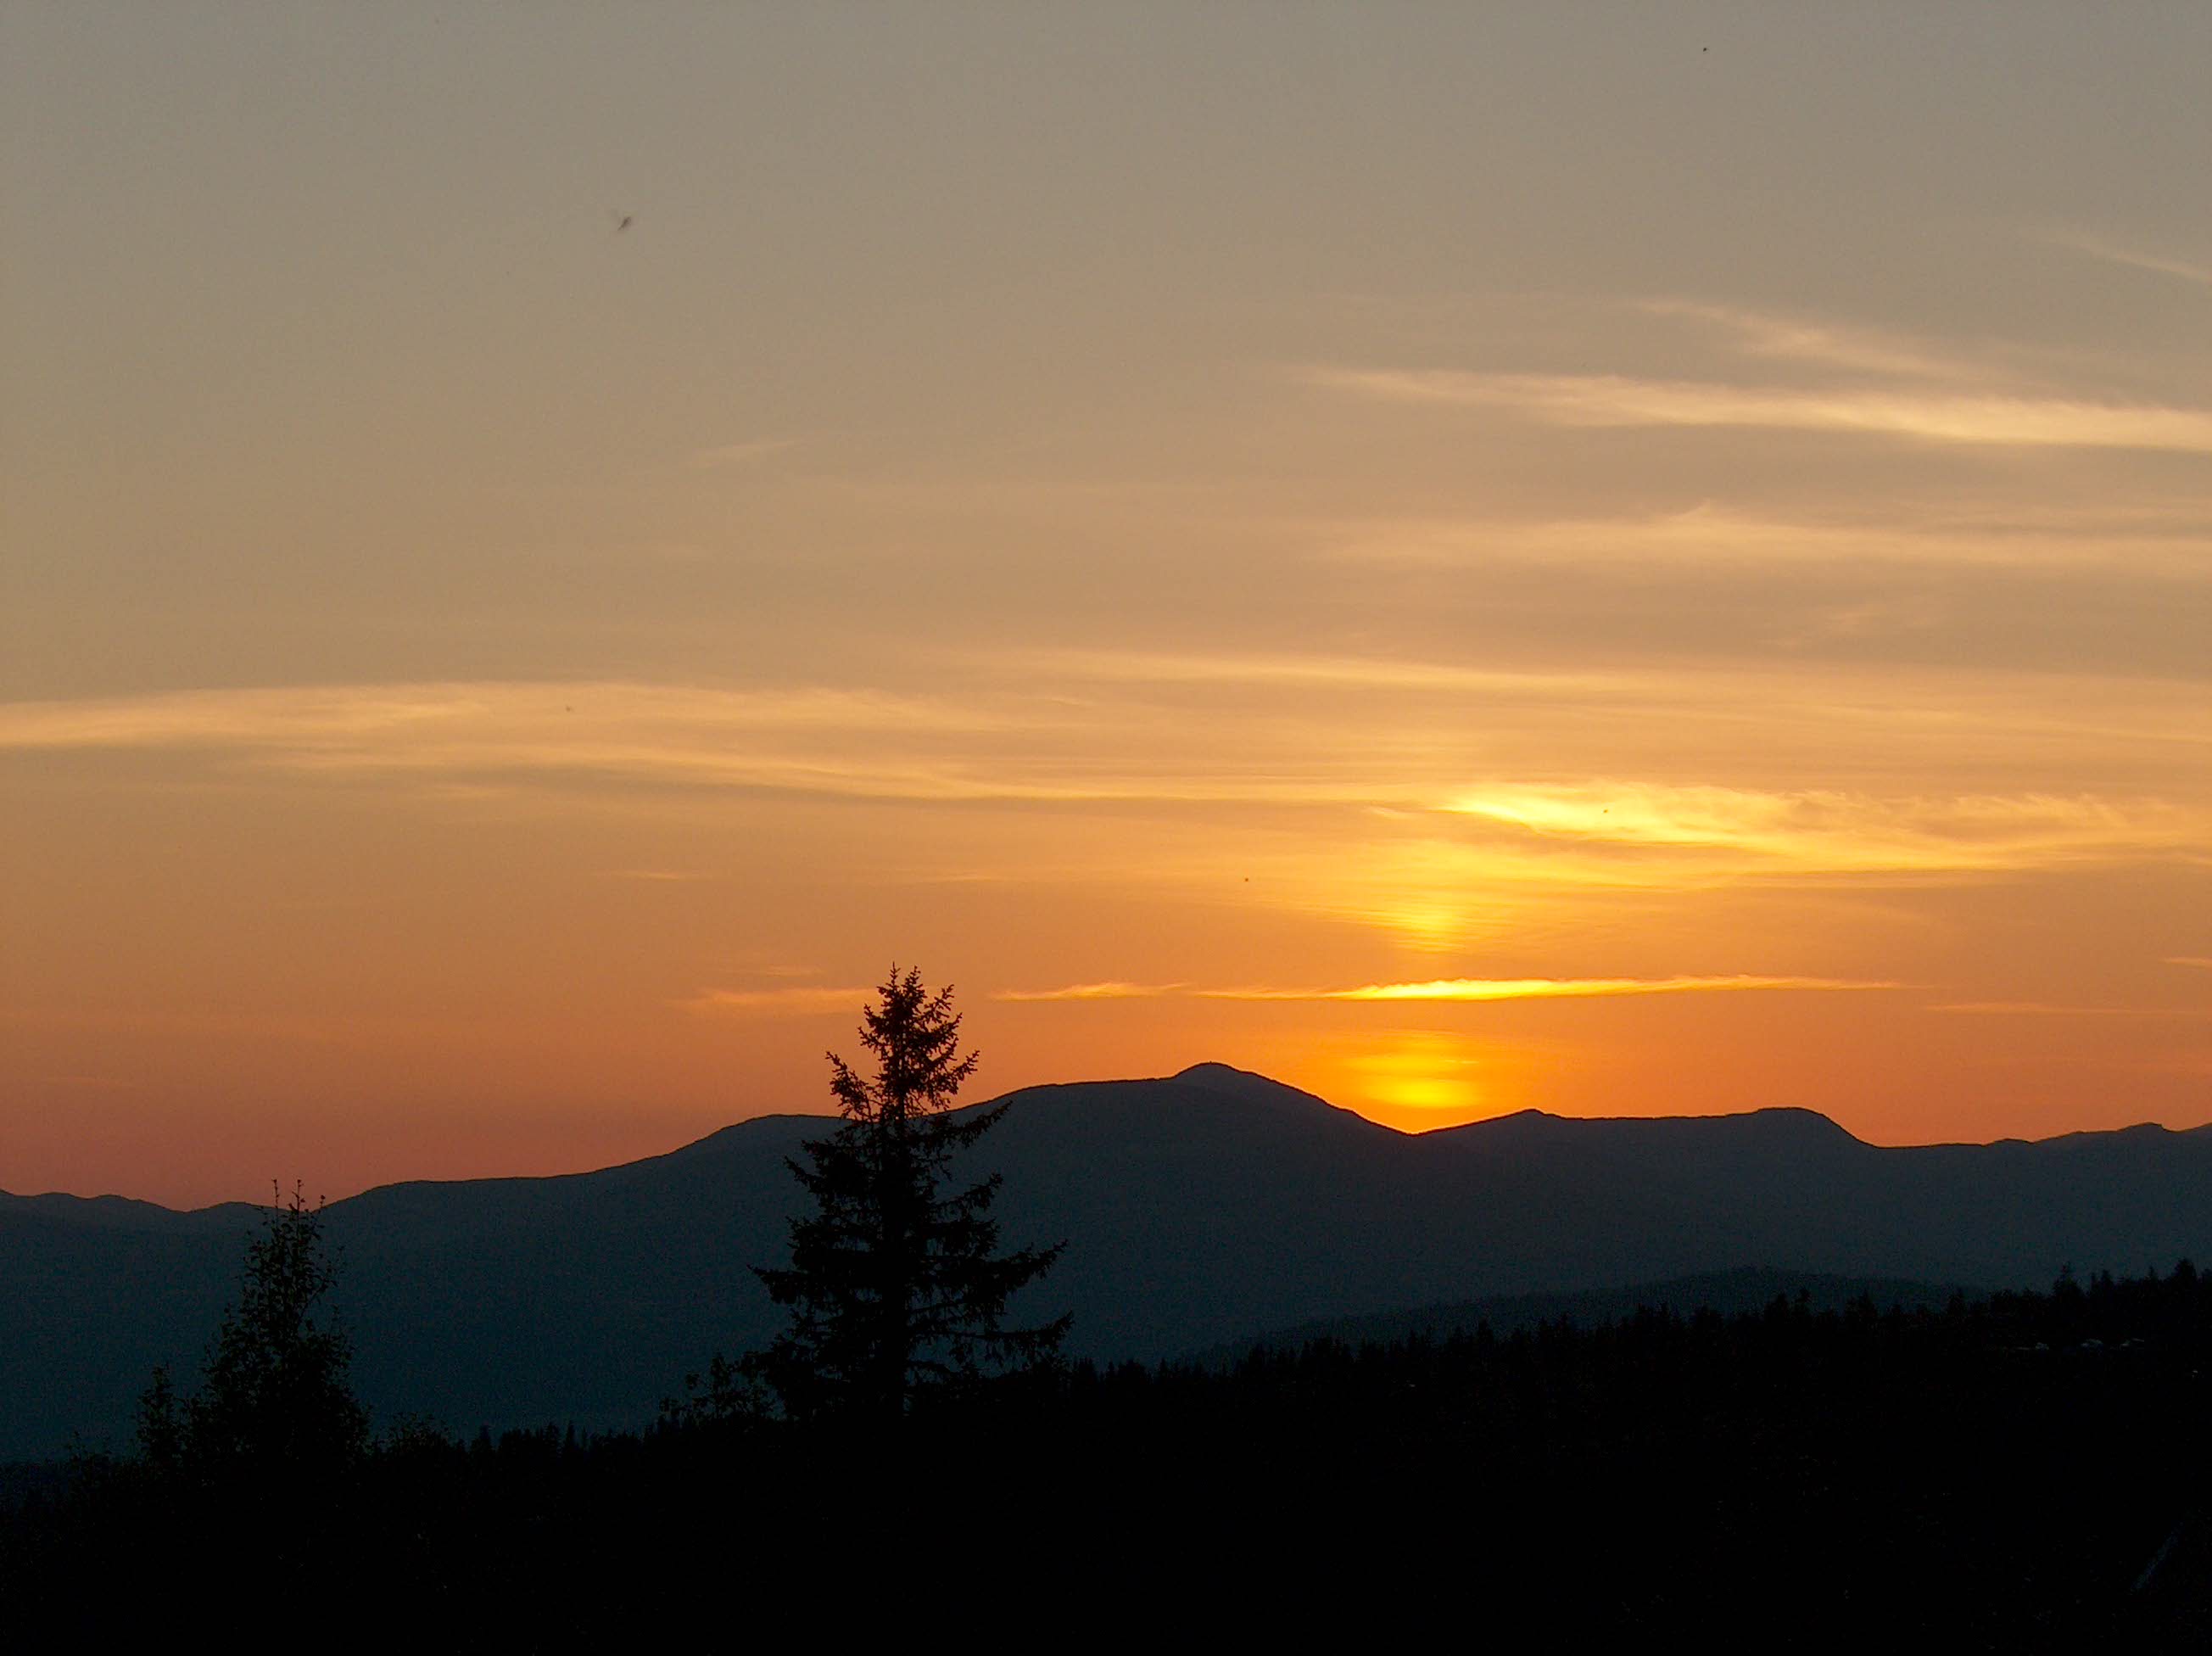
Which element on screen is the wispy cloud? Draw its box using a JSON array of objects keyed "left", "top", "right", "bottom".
[
  {"left": 1014, "top": 647, "right": 1643, "bottom": 697},
  {"left": 1438, "top": 783, "right": 2205, "bottom": 876},
  {"left": 1309, "top": 368, "right": 2212, "bottom": 454},
  {"left": 2036, "top": 227, "right": 2212, "bottom": 290},
  {"left": 0, "top": 674, "right": 1640, "bottom": 813},
  {"left": 0, "top": 681, "right": 1099, "bottom": 803},
  {"left": 2, "top": 680, "right": 2202, "bottom": 881},
  {"left": 997, "top": 975, "right": 1894, "bottom": 1004},
  {"left": 0, "top": 682, "right": 1012, "bottom": 751},
  {"left": 2167, "top": 957, "right": 2212, "bottom": 971},
  {"left": 992, "top": 981, "right": 1187, "bottom": 1002},
  {"left": 1639, "top": 299, "right": 1973, "bottom": 378},
  {"left": 1215, "top": 975, "right": 1895, "bottom": 1003},
  {"left": 1320, "top": 504, "right": 2212, "bottom": 579}
]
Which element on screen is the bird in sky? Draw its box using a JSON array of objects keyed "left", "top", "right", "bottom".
[{"left": 611, "top": 211, "right": 634, "bottom": 233}]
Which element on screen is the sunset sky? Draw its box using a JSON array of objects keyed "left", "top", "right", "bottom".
[{"left": 4, "top": 5, "right": 2207, "bottom": 1206}]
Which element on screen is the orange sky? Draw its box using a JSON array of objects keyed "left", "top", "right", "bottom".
[{"left": 3, "top": 7, "right": 2208, "bottom": 1206}]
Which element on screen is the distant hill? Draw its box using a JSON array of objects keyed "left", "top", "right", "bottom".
[
  {"left": 5, "top": 1061, "right": 2209, "bottom": 1459},
  {"left": 1193, "top": 1266, "right": 1976, "bottom": 1365}
]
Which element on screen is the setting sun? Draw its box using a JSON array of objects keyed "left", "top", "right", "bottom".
[{"left": 1334, "top": 1032, "right": 1496, "bottom": 1128}]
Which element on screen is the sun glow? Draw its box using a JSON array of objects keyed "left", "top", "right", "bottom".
[{"left": 1259, "top": 1030, "right": 1526, "bottom": 1134}]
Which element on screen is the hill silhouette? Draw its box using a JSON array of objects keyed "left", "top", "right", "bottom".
[
  {"left": 5, "top": 1061, "right": 2209, "bottom": 1458},
  {"left": 1194, "top": 1265, "right": 1975, "bottom": 1363}
]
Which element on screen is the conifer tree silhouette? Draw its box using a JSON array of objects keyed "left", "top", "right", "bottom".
[
  {"left": 139, "top": 1183, "right": 367, "bottom": 1479},
  {"left": 751, "top": 968, "right": 1068, "bottom": 1420}
]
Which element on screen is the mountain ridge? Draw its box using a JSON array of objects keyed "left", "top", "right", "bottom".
[
  {"left": 1193, "top": 1265, "right": 1980, "bottom": 1364},
  {"left": 10, "top": 1060, "right": 2199, "bottom": 1216},
  {"left": 6, "top": 1062, "right": 2209, "bottom": 1460}
]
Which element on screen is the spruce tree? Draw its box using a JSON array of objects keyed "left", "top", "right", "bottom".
[{"left": 751, "top": 968, "right": 1068, "bottom": 1420}]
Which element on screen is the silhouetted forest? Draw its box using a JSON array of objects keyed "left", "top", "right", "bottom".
[
  {"left": 10, "top": 992, "right": 2207, "bottom": 1638},
  {"left": 8, "top": 1264, "right": 2209, "bottom": 1642}
]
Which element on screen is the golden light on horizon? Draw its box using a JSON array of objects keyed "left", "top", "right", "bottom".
[
  {"left": 1338, "top": 1032, "right": 1495, "bottom": 1128},
  {"left": 1223, "top": 1027, "right": 1544, "bottom": 1137}
]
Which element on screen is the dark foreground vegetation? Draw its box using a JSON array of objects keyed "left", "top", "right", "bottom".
[
  {"left": 10, "top": 985, "right": 2205, "bottom": 1642},
  {"left": 6, "top": 1265, "right": 2209, "bottom": 1645}
]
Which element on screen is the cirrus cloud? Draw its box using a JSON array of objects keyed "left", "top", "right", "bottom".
[
  {"left": 997, "top": 975, "right": 1895, "bottom": 1004},
  {"left": 1309, "top": 367, "right": 2212, "bottom": 454}
]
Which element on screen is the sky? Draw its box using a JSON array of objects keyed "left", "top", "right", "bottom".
[{"left": 3, "top": 3, "right": 2207, "bottom": 1206}]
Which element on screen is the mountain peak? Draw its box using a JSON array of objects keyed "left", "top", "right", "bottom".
[{"left": 1170, "top": 1062, "right": 1345, "bottom": 1114}]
